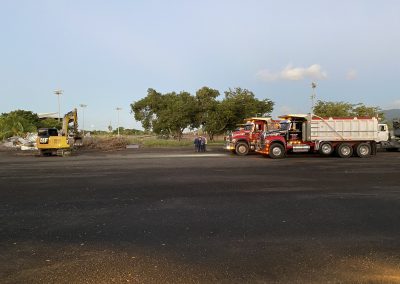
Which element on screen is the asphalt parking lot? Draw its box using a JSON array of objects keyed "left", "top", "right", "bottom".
[{"left": 1, "top": 147, "right": 400, "bottom": 283}]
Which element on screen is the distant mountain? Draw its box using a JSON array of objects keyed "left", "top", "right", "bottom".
[{"left": 382, "top": 109, "right": 400, "bottom": 121}]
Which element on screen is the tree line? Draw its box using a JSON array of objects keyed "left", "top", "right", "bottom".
[
  {"left": 314, "top": 100, "right": 383, "bottom": 118},
  {"left": 130, "top": 87, "right": 274, "bottom": 140},
  {"left": 0, "top": 92, "right": 383, "bottom": 141},
  {"left": 0, "top": 110, "right": 61, "bottom": 140},
  {"left": 0, "top": 110, "right": 143, "bottom": 140}
]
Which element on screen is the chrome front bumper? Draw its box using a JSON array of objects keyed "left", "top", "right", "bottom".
[{"left": 224, "top": 142, "right": 235, "bottom": 150}]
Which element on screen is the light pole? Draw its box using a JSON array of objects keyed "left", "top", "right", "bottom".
[
  {"left": 79, "top": 104, "right": 87, "bottom": 137},
  {"left": 116, "top": 107, "right": 122, "bottom": 136},
  {"left": 54, "top": 89, "right": 63, "bottom": 122},
  {"left": 311, "top": 82, "right": 317, "bottom": 116}
]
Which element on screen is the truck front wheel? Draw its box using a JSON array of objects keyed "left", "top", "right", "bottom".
[
  {"left": 235, "top": 142, "right": 249, "bottom": 156},
  {"left": 337, "top": 143, "right": 353, "bottom": 158},
  {"left": 269, "top": 143, "right": 285, "bottom": 159},
  {"left": 356, "top": 143, "right": 371, "bottom": 158}
]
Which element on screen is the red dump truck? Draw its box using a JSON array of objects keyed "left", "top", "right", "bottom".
[
  {"left": 224, "top": 117, "right": 279, "bottom": 156},
  {"left": 256, "top": 114, "right": 389, "bottom": 159}
]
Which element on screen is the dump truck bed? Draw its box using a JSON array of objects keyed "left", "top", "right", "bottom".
[{"left": 308, "top": 117, "right": 380, "bottom": 142}]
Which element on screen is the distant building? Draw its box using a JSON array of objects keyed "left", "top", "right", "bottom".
[{"left": 38, "top": 112, "right": 58, "bottom": 120}]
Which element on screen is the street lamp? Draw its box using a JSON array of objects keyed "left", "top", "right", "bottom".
[
  {"left": 54, "top": 89, "right": 63, "bottom": 122},
  {"left": 116, "top": 107, "right": 122, "bottom": 136},
  {"left": 79, "top": 104, "right": 87, "bottom": 137}
]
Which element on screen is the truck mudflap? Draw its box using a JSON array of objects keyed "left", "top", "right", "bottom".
[{"left": 371, "top": 141, "right": 377, "bottom": 155}]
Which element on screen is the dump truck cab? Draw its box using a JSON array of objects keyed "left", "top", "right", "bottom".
[
  {"left": 225, "top": 117, "right": 278, "bottom": 156},
  {"left": 379, "top": 118, "right": 400, "bottom": 151}
]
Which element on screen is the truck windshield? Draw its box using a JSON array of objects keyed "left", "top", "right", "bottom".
[
  {"left": 244, "top": 124, "right": 253, "bottom": 131},
  {"left": 280, "top": 122, "right": 291, "bottom": 131}
]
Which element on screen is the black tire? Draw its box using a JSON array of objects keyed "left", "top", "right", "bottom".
[
  {"left": 269, "top": 143, "right": 285, "bottom": 159},
  {"left": 319, "top": 142, "right": 333, "bottom": 156},
  {"left": 356, "top": 143, "right": 371, "bottom": 158},
  {"left": 235, "top": 142, "right": 249, "bottom": 156},
  {"left": 337, "top": 143, "right": 353, "bottom": 158}
]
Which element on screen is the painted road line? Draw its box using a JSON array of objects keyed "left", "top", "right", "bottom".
[{"left": 140, "top": 153, "right": 228, "bottom": 158}]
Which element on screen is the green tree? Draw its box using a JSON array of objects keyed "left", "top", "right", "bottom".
[
  {"left": 112, "top": 127, "right": 143, "bottom": 135},
  {"left": 131, "top": 87, "right": 274, "bottom": 141},
  {"left": 352, "top": 103, "right": 383, "bottom": 118},
  {"left": 0, "top": 112, "right": 37, "bottom": 139},
  {"left": 314, "top": 100, "right": 383, "bottom": 119},
  {"left": 222, "top": 87, "right": 274, "bottom": 130},
  {"left": 131, "top": 88, "right": 162, "bottom": 132},
  {"left": 202, "top": 101, "right": 230, "bottom": 140},
  {"left": 313, "top": 101, "right": 354, "bottom": 117},
  {"left": 195, "top": 86, "right": 220, "bottom": 128},
  {"left": 1, "top": 110, "right": 40, "bottom": 126},
  {"left": 131, "top": 89, "right": 197, "bottom": 140},
  {"left": 201, "top": 87, "right": 274, "bottom": 140},
  {"left": 153, "top": 91, "right": 197, "bottom": 140}
]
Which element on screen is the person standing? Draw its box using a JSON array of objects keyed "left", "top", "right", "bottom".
[
  {"left": 199, "top": 136, "right": 206, "bottom": 152},
  {"left": 194, "top": 136, "right": 200, "bottom": 152}
]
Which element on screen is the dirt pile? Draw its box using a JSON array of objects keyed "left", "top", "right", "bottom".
[{"left": 82, "top": 136, "right": 130, "bottom": 151}]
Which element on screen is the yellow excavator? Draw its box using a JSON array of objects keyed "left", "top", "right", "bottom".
[{"left": 36, "top": 108, "right": 82, "bottom": 156}]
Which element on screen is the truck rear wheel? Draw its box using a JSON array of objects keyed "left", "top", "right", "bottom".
[
  {"left": 356, "top": 143, "right": 371, "bottom": 158},
  {"left": 269, "top": 143, "right": 285, "bottom": 159},
  {"left": 235, "top": 142, "right": 249, "bottom": 156},
  {"left": 319, "top": 142, "right": 333, "bottom": 156},
  {"left": 337, "top": 143, "right": 353, "bottom": 158}
]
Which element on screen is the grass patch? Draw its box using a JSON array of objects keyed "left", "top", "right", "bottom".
[
  {"left": 124, "top": 135, "right": 193, "bottom": 147},
  {"left": 142, "top": 139, "right": 193, "bottom": 147}
]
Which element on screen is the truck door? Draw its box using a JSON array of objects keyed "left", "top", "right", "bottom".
[{"left": 378, "top": 124, "right": 389, "bottom": 142}]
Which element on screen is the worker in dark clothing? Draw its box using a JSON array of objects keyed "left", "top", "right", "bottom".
[
  {"left": 194, "top": 136, "right": 200, "bottom": 152},
  {"left": 200, "top": 136, "right": 207, "bottom": 152}
]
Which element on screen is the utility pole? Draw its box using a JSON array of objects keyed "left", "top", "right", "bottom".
[
  {"left": 79, "top": 104, "right": 87, "bottom": 137},
  {"left": 116, "top": 107, "right": 122, "bottom": 136},
  {"left": 311, "top": 82, "right": 317, "bottom": 116},
  {"left": 54, "top": 89, "right": 63, "bottom": 122}
]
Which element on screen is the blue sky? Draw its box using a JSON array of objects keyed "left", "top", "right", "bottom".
[{"left": 1, "top": 0, "right": 399, "bottom": 130}]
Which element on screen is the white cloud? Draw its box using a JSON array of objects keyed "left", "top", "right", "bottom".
[
  {"left": 393, "top": 100, "right": 400, "bottom": 108},
  {"left": 256, "top": 69, "right": 279, "bottom": 81},
  {"left": 346, "top": 69, "right": 357, "bottom": 80},
  {"left": 257, "top": 64, "right": 327, "bottom": 81}
]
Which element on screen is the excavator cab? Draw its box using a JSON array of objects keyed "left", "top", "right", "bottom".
[
  {"left": 38, "top": 128, "right": 59, "bottom": 137},
  {"left": 36, "top": 108, "right": 82, "bottom": 156}
]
